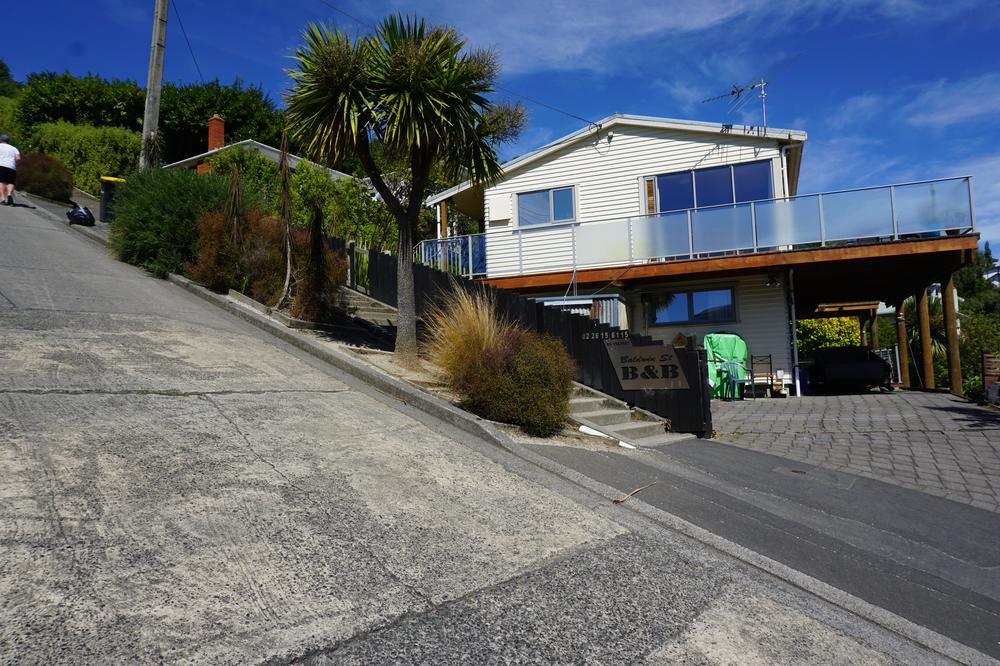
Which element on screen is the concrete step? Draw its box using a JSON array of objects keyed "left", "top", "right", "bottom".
[
  {"left": 607, "top": 420, "right": 667, "bottom": 441},
  {"left": 568, "top": 396, "right": 608, "bottom": 413},
  {"left": 629, "top": 432, "right": 696, "bottom": 448},
  {"left": 573, "top": 408, "right": 633, "bottom": 427}
]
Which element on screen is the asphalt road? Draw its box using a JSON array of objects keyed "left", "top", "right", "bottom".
[
  {"left": 0, "top": 201, "right": 975, "bottom": 664},
  {"left": 528, "top": 437, "right": 1000, "bottom": 659}
]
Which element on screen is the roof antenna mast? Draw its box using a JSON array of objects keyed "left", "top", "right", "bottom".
[{"left": 702, "top": 78, "right": 770, "bottom": 133}]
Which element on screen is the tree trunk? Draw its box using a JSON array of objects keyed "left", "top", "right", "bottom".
[{"left": 394, "top": 211, "right": 419, "bottom": 364}]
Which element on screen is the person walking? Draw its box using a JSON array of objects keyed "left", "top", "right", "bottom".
[{"left": 0, "top": 134, "right": 21, "bottom": 206}]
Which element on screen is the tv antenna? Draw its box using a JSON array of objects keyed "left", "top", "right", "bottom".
[
  {"left": 700, "top": 54, "right": 800, "bottom": 134},
  {"left": 702, "top": 78, "right": 770, "bottom": 130}
]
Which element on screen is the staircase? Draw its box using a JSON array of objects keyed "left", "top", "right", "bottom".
[
  {"left": 569, "top": 385, "right": 694, "bottom": 448},
  {"left": 339, "top": 287, "right": 398, "bottom": 330}
]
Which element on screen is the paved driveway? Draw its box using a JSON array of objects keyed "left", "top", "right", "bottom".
[{"left": 713, "top": 392, "right": 1000, "bottom": 513}]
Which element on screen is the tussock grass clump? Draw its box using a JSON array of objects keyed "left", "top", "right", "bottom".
[{"left": 425, "top": 288, "right": 575, "bottom": 436}]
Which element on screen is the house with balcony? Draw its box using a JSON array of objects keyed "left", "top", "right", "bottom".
[{"left": 421, "top": 114, "right": 978, "bottom": 395}]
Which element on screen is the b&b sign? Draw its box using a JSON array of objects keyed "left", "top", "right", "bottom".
[{"left": 603, "top": 338, "right": 689, "bottom": 391}]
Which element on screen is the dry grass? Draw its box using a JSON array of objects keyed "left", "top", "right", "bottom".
[
  {"left": 424, "top": 287, "right": 519, "bottom": 388},
  {"left": 423, "top": 286, "right": 575, "bottom": 437}
]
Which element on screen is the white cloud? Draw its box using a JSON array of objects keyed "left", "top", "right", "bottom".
[
  {"left": 376, "top": 0, "right": 989, "bottom": 75},
  {"left": 827, "top": 94, "right": 887, "bottom": 129},
  {"left": 904, "top": 73, "right": 1000, "bottom": 127}
]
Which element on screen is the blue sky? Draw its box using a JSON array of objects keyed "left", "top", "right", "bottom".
[{"left": 5, "top": 0, "right": 999, "bottom": 247}]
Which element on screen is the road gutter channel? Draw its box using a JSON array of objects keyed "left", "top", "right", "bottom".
[{"left": 51, "top": 213, "right": 993, "bottom": 665}]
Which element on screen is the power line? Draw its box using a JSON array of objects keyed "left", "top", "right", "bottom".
[{"left": 170, "top": 0, "right": 205, "bottom": 83}]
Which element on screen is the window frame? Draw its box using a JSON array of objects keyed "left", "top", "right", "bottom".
[
  {"left": 643, "top": 159, "right": 774, "bottom": 214},
  {"left": 645, "top": 287, "right": 737, "bottom": 326},
  {"left": 516, "top": 185, "right": 577, "bottom": 227}
]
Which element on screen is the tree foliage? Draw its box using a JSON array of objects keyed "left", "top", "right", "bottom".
[
  {"left": 796, "top": 317, "right": 861, "bottom": 353},
  {"left": 15, "top": 72, "right": 283, "bottom": 164},
  {"left": 285, "top": 14, "right": 524, "bottom": 360},
  {"left": 0, "top": 59, "right": 21, "bottom": 98}
]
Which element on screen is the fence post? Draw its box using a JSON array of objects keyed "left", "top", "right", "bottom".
[
  {"left": 347, "top": 240, "right": 356, "bottom": 290},
  {"left": 687, "top": 210, "right": 694, "bottom": 258},
  {"left": 890, "top": 185, "right": 899, "bottom": 240},
  {"left": 468, "top": 236, "right": 474, "bottom": 280},
  {"left": 818, "top": 194, "right": 826, "bottom": 246}
]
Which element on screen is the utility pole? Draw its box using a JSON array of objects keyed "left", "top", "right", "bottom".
[{"left": 140, "top": 0, "right": 169, "bottom": 169}]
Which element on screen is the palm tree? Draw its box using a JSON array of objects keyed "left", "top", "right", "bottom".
[{"left": 285, "top": 15, "right": 523, "bottom": 363}]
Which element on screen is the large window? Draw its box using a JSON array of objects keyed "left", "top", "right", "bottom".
[
  {"left": 646, "top": 288, "right": 735, "bottom": 325},
  {"left": 647, "top": 160, "right": 773, "bottom": 213},
  {"left": 517, "top": 187, "right": 575, "bottom": 226}
]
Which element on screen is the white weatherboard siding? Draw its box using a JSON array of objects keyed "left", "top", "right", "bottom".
[
  {"left": 481, "top": 125, "right": 782, "bottom": 277},
  {"left": 630, "top": 274, "right": 792, "bottom": 377}
]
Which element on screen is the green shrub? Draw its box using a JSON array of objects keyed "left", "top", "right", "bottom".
[
  {"left": 797, "top": 317, "right": 861, "bottom": 352},
  {"left": 15, "top": 153, "right": 73, "bottom": 201},
  {"left": 0, "top": 97, "right": 23, "bottom": 145},
  {"left": 28, "top": 121, "right": 140, "bottom": 195},
  {"left": 426, "top": 288, "right": 575, "bottom": 436},
  {"left": 111, "top": 168, "right": 228, "bottom": 277},
  {"left": 205, "top": 146, "right": 280, "bottom": 213}
]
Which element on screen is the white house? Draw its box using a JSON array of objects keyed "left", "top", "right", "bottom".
[{"left": 423, "top": 113, "right": 978, "bottom": 394}]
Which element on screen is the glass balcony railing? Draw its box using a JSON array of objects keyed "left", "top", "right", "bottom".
[{"left": 415, "top": 176, "right": 976, "bottom": 279}]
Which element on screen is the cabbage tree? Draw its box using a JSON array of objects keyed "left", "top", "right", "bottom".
[{"left": 285, "top": 15, "right": 523, "bottom": 362}]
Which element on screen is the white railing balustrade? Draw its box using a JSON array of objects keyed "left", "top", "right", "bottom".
[{"left": 415, "top": 176, "right": 976, "bottom": 279}]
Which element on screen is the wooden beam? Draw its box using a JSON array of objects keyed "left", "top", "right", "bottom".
[
  {"left": 482, "top": 235, "right": 979, "bottom": 291},
  {"left": 896, "top": 302, "right": 910, "bottom": 388},
  {"left": 439, "top": 200, "right": 449, "bottom": 239},
  {"left": 917, "top": 288, "right": 935, "bottom": 389},
  {"left": 941, "top": 273, "right": 963, "bottom": 394},
  {"left": 871, "top": 313, "right": 879, "bottom": 349}
]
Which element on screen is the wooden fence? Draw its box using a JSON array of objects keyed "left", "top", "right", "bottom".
[{"left": 338, "top": 238, "right": 713, "bottom": 436}]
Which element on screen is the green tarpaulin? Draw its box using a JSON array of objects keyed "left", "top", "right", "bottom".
[{"left": 703, "top": 333, "right": 749, "bottom": 399}]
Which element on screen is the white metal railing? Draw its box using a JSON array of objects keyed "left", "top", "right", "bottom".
[{"left": 415, "top": 176, "right": 976, "bottom": 279}]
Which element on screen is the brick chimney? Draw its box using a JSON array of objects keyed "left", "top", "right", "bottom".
[{"left": 207, "top": 114, "right": 225, "bottom": 151}]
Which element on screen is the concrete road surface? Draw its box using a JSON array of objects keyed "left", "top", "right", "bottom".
[{"left": 0, "top": 202, "right": 971, "bottom": 663}]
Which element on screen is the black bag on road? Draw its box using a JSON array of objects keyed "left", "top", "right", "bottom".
[{"left": 67, "top": 205, "right": 95, "bottom": 227}]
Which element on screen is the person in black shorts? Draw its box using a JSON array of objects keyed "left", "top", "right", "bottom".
[{"left": 0, "top": 134, "right": 21, "bottom": 205}]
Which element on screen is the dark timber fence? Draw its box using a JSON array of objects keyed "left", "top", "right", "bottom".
[{"left": 337, "top": 238, "right": 712, "bottom": 436}]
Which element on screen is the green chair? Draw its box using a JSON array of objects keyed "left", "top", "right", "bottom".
[{"left": 719, "top": 360, "right": 754, "bottom": 400}]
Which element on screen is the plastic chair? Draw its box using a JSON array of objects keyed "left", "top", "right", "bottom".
[{"left": 719, "top": 360, "right": 754, "bottom": 400}]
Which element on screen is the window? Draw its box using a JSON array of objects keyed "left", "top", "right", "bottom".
[
  {"left": 655, "top": 172, "right": 694, "bottom": 213},
  {"left": 517, "top": 187, "right": 575, "bottom": 226},
  {"left": 695, "top": 165, "right": 733, "bottom": 207},
  {"left": 646, "top": 288, "right": 735, "bottom": 325},
  {"left": 733, "top": 160, "right": 773, "bottom": 202},
  {"left": 647, "top": 160, "right": 773, "bottom": 212}
]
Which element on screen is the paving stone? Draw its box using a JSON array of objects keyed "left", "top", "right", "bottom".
[{"left": 712, "top": 392, "right": 1000, "bottom": 513}]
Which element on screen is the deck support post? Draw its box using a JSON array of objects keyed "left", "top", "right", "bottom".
[
  {"left": 896, "top": 301, "right": 910, "bottom": 388},
  {"left": 941, "top": 273, "right": 963, "bottom": 395},
  {"left": 871, "top": 313, "right": 879, "bottom": 349},
  {"left": 917, "top": 288, "right": 935, "bottom": 389},
  {"left": 859, "top": 316, "right": 869, "bottom": 348}
]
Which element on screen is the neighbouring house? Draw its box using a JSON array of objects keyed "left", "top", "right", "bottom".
[
  {"left": 421, "top": 113, "right": 978, "bottom": 395},
  {"left": 162, "top": 114, "right": 352, "bottom": 183}
]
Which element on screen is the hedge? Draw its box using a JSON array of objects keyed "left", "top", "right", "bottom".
[{"left": 29, "top": 121, "right": 140, "bottom": 195}]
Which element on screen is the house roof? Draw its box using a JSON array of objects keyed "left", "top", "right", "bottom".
[
  {"left": 162, "top": 139, "right": 353, "bottom": 181},
  {"left": 426, "top": 113, "right": 808, "bottom": 206}
]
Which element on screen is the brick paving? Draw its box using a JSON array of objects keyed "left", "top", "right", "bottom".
[{"left": 712, "top": 391, "right": 1000, "bottom": 513}]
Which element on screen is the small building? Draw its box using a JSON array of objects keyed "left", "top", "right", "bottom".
[
  {"left": 162, "top": 114, "right": 352, "bottom": 183},
  {"left": 422, "top": 114, "right": 978, "bottom": 394}
]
